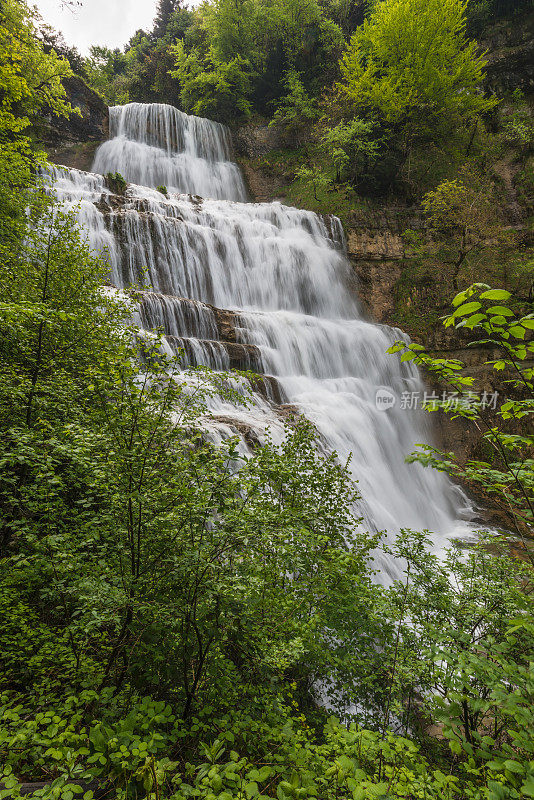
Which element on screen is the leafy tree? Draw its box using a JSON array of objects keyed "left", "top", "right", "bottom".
[
  {"left": 338, "top": 0, "right": 496, "bottom": 151},
  {"left": 152, "top": 0, "right": 183, "bottom": 39},
  {"left": 294, "top": 163, "right": 332, "bottom": 201},
  {"left": 0, "top": 178, "right": 387, "bottom": 723},
  {"left": 167, "top": 0, "right": 344, "bottom": 120},
  {"left": 328, "top": 0, "right": 368, "bottom": 37},
  {"left": 421, "top": 172, "right": 510, "bottom": 290},
  {"left": 37, "top": 22, "right": 87, "bottom": 78},
  {"left": 0, "top": 0, "right": 74, "bottom": 264},
  {"left": 383, "top": 289, "right": 534, "bottom": 795},
  {"left": 170, "top": 41, "right": 255, "bottom": 121},
  {"left": 0, "top": 0, "right": 73, "bottom": 139},
  {"left": 84, "top": 45, "right": 131, "bottom": 105},
  {"left": 383, "top": 530, "right": 534, "bottom": 796},
  {"left": 389, "top": 285, "right": 534, "bottom": 541},
  {"left": 203, "top": 0, "right": 261, "bottom": 66},
  {"left": 84, "top": 2, "right": 194, "bottom": 108},
  {"left": 2, "top": 5, "right": 534, "bottom": 799},
  {"left": 269, "top": 70, "right": 319, "bottom": 145},
  {"left": 321, "top": 118, "right": 381, "bottom": 185}
]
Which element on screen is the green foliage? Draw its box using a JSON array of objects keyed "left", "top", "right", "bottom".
[
  {"left": 383, "top": 530, "right": 534, "bottom": 797},
  {"left": 501, "top": 91, "right": 534, "bottom": 150},
  {"left": 420, "top": 170, "right": 510, "bottom": 290},
  {"left": 105, "top": 172, "right": 127, "bottom": 194},
  {"left": 293, "top": 164, "right": 332, "bottom": 202},
  {"left": 1, "top": 213, "right": 532, "bottom": 796},
  {"left": 0, "top": 151, "right": 387, "bottom": 746},
  {"left": 166, "top": 0, "right": 344, "bottom": 122},
  {"left": 170, "top": 41, "right": 255, "bottom": 122},
  {"left": 156, "top": 185, "right": 168, "bottom": 195},
  {"left": 81, "top": 0, "right": 344, "bottom": 120},
  {"left": 2, "top": 6, "right": 534, "bottom": 800},
  {"left": 241, "top": 145, "right": 366, "bottom": 226},
  {"left": 338, "top": 0, "right": 496, "bottom": 146},
  {"left": 386, "top": 289, "right": 534, "bottom": 796},
  {"left": 83, "top": 2, "right": 194, "bottom": 107},
  {"left": 0, "top": 0, "right": 74, "bottom": 207},
  {"left": 269, "top": 71, "right": 319, "bottom": 145},
  {"left": 84, "top": 45, "right": 132, "bottom": 105},
  {"left": 389, "top": 285, "right": 534, "bottom": 531},
  {"left": 321, "top": 118, "right": 381, "bottom": 185},
  {"left": 4, "top": 649, "right": 534, "bottom": 800},
  {"left": 0, "top": 0, "right": 74, "bottom": 138}
]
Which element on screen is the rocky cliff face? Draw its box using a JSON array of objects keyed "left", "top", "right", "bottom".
[
  {"left": 345, "top": 209, "right": 419, "bottom": 324},
  {"left": 233, "top": 119, "right": 287, "bottom": 201},
  {"left": 32, "top": 76, "right": 109, "bottom": 171}
]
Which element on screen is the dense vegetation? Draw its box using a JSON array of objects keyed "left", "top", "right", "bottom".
[
  {"left": 1, "top": 1, "right": 533, "bottom": 799},
  {"left": 77, "top": 0, "right": 532, "bottom": 116}
]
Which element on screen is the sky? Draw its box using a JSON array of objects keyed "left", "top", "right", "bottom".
[{"left": 33, "top": 0, "right": 159, "bottom": 54}]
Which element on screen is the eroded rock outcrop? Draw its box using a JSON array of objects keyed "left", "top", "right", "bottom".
[
  {"left": 33, "top": 76, "right": 109, "bottom": 171},
  {"left": 346, "top": 209, "right": 423, "bottom": 322}
]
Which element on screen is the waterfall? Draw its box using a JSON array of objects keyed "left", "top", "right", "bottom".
[
  {"left": 93, "top": 104, "right": 247, "bottom": 201},
  {"left": 49, "top": 102, "right": 474, "bottom": 579}
]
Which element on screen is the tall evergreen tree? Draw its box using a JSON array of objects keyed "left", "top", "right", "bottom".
[{"left": 152, "top": 0, "right": 181, "bottom": 39}]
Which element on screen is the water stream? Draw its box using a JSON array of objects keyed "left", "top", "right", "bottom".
[{"left": 50, "top": 102, "right": 474, "bottom": 579}]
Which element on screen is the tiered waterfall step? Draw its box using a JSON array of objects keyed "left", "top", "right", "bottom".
[{"left": 133, "top": 290, "right": 285, "bottom": 403}]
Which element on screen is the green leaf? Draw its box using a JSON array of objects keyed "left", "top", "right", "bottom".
[
  {"left": 463, "top": 313, "right": 485, "bottom": 327},
  {"left": 453, "top": 302, "right": 482, "bottom": 317},
  {"left": 509, "top": 326, "right": 526, "bottom": 339},
  {"left": 486, "top": 306, "right": 514, "bottom": 316},
  {"left": 479, "top": 290, "right": 512, "bottom": 301},
  {"left": 488, "top": 781, "right": 508, "bottom": 800},
  {"left": 452, "top": 290, "right": 469, "bottom": 306},
  {"left": 504, "top": 760, "right": 524, "bottom": 774},
  {"left": 245, "top": 782, "right": 259, "bottom": 799}
]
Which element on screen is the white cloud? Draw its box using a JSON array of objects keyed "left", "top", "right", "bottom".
[{"left": 32, "top": 0, "right": 158, "bottom": 53}]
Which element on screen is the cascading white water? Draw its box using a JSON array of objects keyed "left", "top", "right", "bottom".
[
  {"left": 93, "top": 104, "right": 247, "bottom": 201},
  {"left": 49, "top": 102, "right": 474, "bottom": 579}
]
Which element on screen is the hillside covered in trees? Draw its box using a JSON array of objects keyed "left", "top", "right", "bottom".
[
  {"left": 1, "top": 1, "right": 534, "bottom": 799},
  {"left": 61, "top": 0, "right": 534, "bottom": 302}
]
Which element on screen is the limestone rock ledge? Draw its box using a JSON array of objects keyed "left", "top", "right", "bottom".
[{"left": 346, "top": 209, "right": 424, "bottom": 324}]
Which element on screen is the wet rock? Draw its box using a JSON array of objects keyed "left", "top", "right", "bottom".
[
  {"left": 249, "top": 375, "right": 285, "bottom": 405},
  {"left": 223, "top": 341, "right": 262, "bottom": 371},
  {"left": 207, "top": 415, "right": 262, "bottom": 448},
  {"left": 212, "top": 308, "right": 239, "bottom": 342}
]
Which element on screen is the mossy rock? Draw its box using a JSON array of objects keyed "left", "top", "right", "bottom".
[{"left": 105, "top": 172, "right": 127, "bottom": 195}]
